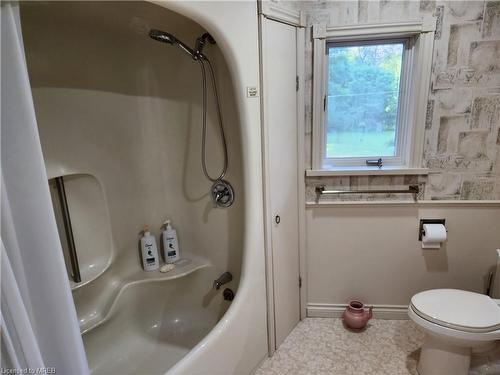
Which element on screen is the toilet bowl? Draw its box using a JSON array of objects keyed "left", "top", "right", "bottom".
[{"left": 408, "top": 289, "right": 500, "bottom": 375}]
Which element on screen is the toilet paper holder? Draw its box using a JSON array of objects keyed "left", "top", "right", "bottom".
[{"left": 418, "top": 219, "right": 446, "bottom": 241}]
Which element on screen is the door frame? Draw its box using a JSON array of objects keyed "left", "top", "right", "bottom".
[{"left": 258, "top": 2, "right": 306, "bottom": 356}]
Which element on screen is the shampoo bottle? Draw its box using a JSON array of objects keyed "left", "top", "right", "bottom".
[
  {"left": 162, "top": 220, "right": 180, "bottom": 263},
  {"left": 140, "top": 225, "right": 159, "bottom": 271}
]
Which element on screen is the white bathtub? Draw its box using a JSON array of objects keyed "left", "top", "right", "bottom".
[
  {"left": 83, "top": 266, "right": 231, "bottom": 374},
  {"left": 22, "top": 0, "right": 268, "bottom": 373}
]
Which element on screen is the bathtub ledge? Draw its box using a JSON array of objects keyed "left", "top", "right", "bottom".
[{"left": 80, "top": 253, "right": 211, "bottom": 334}]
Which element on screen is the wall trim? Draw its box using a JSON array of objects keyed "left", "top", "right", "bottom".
[
  {"left": 297, "top": 27, "right": 308, "bottom": 320},
  {"left": 259, "top": 12, "right": 276, "bottom": 356},
  {"left": 306, "top": 200, "right": 500, "bottom": 208},
  {"left": 307, "top": 303, "right": 409, "bottom": 320},
  {"left": 306, "top": 167, "right": 429, "bottom": 177},
  {"left": 311, "top": 35, "right": 325, "bottom": 169},
  {"left": 259, "top": 2, "right": 305, "bottom": 28},
  {"left": 313, "top": 18, "right": 436, "bottom": 40}
]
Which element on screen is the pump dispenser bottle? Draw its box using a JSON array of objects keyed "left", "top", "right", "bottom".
[
  {"left": 162, "top": 220, "right": 180, "bottom": 263},
  {"left": 140, "top": 225, "right": 159, "bottom": 271}
]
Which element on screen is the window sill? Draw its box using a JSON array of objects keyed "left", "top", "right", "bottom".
[{"left": 306, "top": 167, "right": 429, "bottom": 177}]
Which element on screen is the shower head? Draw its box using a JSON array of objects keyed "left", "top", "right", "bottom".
[
  {"left": 149, "top": 29, "right": 197, "bottom": 60},
  {"left": 149, "top": 29, "right": 176, "bottom": 44}
]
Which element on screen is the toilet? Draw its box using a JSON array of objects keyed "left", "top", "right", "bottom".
[{"left": 409, "top": 289, "right": 500, "bottom": 375}]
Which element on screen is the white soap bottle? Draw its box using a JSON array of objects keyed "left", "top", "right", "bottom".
[
  {"left": 162, "top": 220, "right": 180, "bottom": 263},
  {"left": 140, "top": 225, "right": 159, "bottom": 271}
]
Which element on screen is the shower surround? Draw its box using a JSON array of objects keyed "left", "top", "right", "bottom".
[{"left": 20, "top": 1, "right": 267, "bottom": 374}]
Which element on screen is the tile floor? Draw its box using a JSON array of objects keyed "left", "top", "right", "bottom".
[
  {"left": 256, "top": 318, "right": 500, "bottom": 375},
  {"left": 256, "top": 318, "right": 424, "bottom": 375}
]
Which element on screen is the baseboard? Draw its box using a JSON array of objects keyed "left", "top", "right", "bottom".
[{"left": 307, "top": 303, "right": 409, "bottom": 320}]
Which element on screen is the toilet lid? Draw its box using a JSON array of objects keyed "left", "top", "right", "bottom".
[{"left": 411, "top": 289, "right": 500, "bottom": 333}]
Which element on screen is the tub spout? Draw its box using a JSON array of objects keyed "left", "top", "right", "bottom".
[{"left": 213, "top": 271, "right": 232, "bottom": 290}]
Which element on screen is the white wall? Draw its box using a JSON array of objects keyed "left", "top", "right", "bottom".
[{"left": 306, "top": 202, "right": 500, "bottom": 317}]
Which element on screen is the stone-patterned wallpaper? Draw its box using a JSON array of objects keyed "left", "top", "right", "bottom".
[{"left": 280, "top": 1, "right": 500, "bottom": 202}]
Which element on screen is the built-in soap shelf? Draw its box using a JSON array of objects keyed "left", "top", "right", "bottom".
[
  {"left": 79, "top": 253, "right": 211, "bottom": 334},
  {"left": 124, "top": 257, "right": 203, "bottom": 283}
]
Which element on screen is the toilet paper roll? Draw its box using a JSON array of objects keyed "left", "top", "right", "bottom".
[{"left": 422, "top": 223, "right": 447, "bottom": 249}]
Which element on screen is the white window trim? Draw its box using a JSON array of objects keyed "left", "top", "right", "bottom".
[
  {"left": 310, "top": 18, "right": 436, "bottom": 176},
  {"left": 259, "top": 1, "right": 306, "bottom": 27}
]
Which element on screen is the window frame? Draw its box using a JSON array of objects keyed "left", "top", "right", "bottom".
[{"left": 310, "top": 18, "right": 436, "bottom": 175}]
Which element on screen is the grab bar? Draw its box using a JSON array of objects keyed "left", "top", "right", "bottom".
[
  {"left": 55, "top": 177, "right": 81, "bottom": 283},
  {"left": 315, "top": 185, "right": 420, "bottom": 201}
]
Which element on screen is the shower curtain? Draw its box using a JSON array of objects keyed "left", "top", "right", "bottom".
[{"left": 1, "top": 2, "right": 89, "bottom": 374}]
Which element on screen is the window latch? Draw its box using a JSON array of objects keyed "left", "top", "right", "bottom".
[{"left": 366, "top": 158, "right": 383, "bottom": 169}]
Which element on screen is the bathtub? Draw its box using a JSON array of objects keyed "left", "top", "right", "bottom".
[{"left": 83, "top": 266, "right": 231, "bottom": 374}]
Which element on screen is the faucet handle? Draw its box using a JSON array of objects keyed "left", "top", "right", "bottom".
[{"left": 211, "top": 180, "right": 234, "bottom": 208}]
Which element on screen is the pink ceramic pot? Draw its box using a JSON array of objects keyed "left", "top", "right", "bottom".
[{"left": 342, "top": 300, "right": 373, "bottom": 330}]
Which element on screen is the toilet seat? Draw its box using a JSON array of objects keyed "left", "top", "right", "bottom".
[{"left": 410, "top": 289, "right": 500, "bottom": 333}]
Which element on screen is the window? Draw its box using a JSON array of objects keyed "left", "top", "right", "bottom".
[
  {"left": 311, "top": 19, "right": 436, "bottom": 174},
  {"left": 326, "top": 40, "right": 405, "bottom": 160}
]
